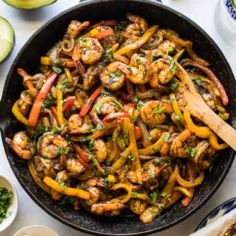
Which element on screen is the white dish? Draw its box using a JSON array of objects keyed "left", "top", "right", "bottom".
[
  {"left": 13, "top": 225, "right": 59, "bottom": 236},
  {"left": 0, "top": 174, "right": 18, "bottom": 232}
]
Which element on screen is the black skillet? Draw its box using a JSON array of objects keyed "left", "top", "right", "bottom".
[{"left": 0, "top": 0, "right": 236, "bottom": 235}]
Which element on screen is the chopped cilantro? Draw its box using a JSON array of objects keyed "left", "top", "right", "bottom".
[
  {"left": 95, "top": 123, "right": 104, "bottom": 130},
  {"left": 184, "top": 145, "right": 197, "bottom": 159},
  {"left": 136, "top": 58, "right": 142, "bottom": 65},
  {"left": 169, "top": 80, "right": 179, "bottom": 92},
  {"left": 114, "top": 21, "right": 128, "bottom": 32},
  {"left": 43, "top": 94, "right": 56, "bottom": 108},
  {"left": 127, "top": 155, "right": 136, "bottom": 161},
  {"left": 133, "top": 96, "right": 139, "bottom": 103},
  {"left": 169, "top": 59, "right": 177, "bottom": 74},
  {"left": 95, "top": 103, "right": 103, "bottom": 113},
  {"left": 157, "top": 203, "right": 165, "bottom": 211},
  {"left": 137, "top": 100, "right": 145, "bottom": 110},
  {"left": 101, "top": 88, "right": 111, "bottom": 96},
  {"left": 195, "top": 79, "right": 202, "bottom": 86},
  {"left": 153, "top": 107, "right": 163, "bottom": 114},
  {"left": 61, "top": 79, "right": 70, "bottom": 91},
  {"left": 52, "top": 66, "right": 62, "bottom": 74},
  {"left": 103, "top": 47, "right": 113, "bottom": 63},
  {"left": 0, "top": 187, "right": 13, "bottom": 223},
  {"left": 150, "top": 191, "right": 159, "bottom": 203},
  {"left": 58, "top": 180, "right": 66, "bottom": 187}
]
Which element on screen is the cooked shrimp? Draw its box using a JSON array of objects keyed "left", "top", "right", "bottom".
[
  {"left": 126, "top": 13, "right": 148, "bottom": 37},
  {"left": 18, "top": 90, "right": 35, "bottom": 115},
  {"left": 55, "top": 170, "right": 69, "bottom": 183},
  {"left": 65, "top": 20, "right": 90, "bottom": 39},
  {"left": 86, "top": 187, "right": 100, "bottom": 206},
  {"left": 93, "top": 139, "right": 107, "bottom": 163},
  {"left": 82, "top": 63, "right": 104, "bottom": 90},
  {"left": 157, "top": 40, "right": 177, "bottom": 55},
  {"left": 100, "top": 61, "right": 131, "bottom": 90},
  {"left": 37, "top": 132, "right": 69, "bottom": 159},
  {"left": 140, "top": 101, "right": 173, "bottom": 127},
  {"left": 68, "top": 114, "right": 93, "bottom": 134},
  {"left": 140, "top": 206, "right": 159, "bottom": 223},
  {"left": 194, "top": 141, "right": 209, "bottom": 163},
  {"left": 6, "top": 131, "right": 35, "bottom": 160},
  {"left": 170, "top": 129, "right": 192, "bottom": 157},
  {"left": 91, "top": 202, "right": 125, "bottom": 214},
  {"left": 129, "top": 199, "right": 147, "bottom": 215},
  {"left": 66, "top": 158, "right": 85, "bottom": 173},
  {"left": 149, "top": 58, "right": 176, "bottom": 87},
  {"left": 127, "top": 54, "right": 150, "bottom": 84},
  {"left": 72, "top": 37, "right": 104, "bottom": 65}
]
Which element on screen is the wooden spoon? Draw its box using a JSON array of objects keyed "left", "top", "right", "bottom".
[{"left": 175, "top": 62, "right": 236, "bottom": 151}]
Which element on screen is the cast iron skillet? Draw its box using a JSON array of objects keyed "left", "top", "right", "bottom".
[{"left": 0, "top": 0, "right": 236, "bottom": 235}]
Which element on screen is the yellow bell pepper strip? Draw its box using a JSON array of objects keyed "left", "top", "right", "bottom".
[
  {"left": 111, "top": 43, "right": 119, "bottom": 52},
  {"left": 112, "top": 147, "right": 130, "bottom": 170},
  {"left": 128, "top": 123, "right": 142, "bottom": 184},
  {"left": 183, "top": 110, "right": 228, "bottom": 150},
  {"left": 131, "top": 192, "right": 150, "bottom": 201},
  {"left": 107, "top": 174, "right": 117, "bottom": 183},
  {"left": 174, "top": 186, "right": 193, "bottom": 197},
  {"left": 64, "top": 68, "right": 73, "bottom": 83},
  {"left": 208, "top": 132, "right": 229, "bottom": 150},
  {"left": 43, "top": 176, "right": 90, "bottom": 200},
  {"left": 83, "top": 28, "right": 100, "bottom": 38},
  {"left": 139, "top": 132, "right": 167, "bottom": 155},
  {"left": 170, "top": 93, "right": 184, "bottom": 125},
  {"left": 80, "top": 86, "right": 103, "bottom": 117},
  {"left": 175, "top": 165, "right": 204, "bottom": 188},
  {"left": 28, "top": 72, "right": 58, "bottom": 127},
  {"left": 173, "top": 49, "right": 185, "bottom": 62},
  {"left": 181, "top": 162, "right": 195, "bottom": 207},
  {"left": 56, "top": 78, "right": 64, "bottom": 126},
  {"left": 28, "top": 161, "right": 51, "bottom": 194},
  {"left": 40, "top": 56, "right": 51, "bottom": 65},
  {"left": 140, "top": 171, "right": 177, "bottom": 223},
  {"left": 115, "top": 25, "right": 158, "bottom": 55},
  {"left": 111, "top": 183, "right": 132, "bottom": 203},
  {"left": 12, "top": 100, "right": 29, "bottom": 126}
]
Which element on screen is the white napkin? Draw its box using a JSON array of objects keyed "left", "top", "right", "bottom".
[{"left": 190, "top": 209, "right": 236, "bottom": 236}]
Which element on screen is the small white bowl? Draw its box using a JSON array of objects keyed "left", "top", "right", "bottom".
[
  {"left": 13, "top": 225, "right": 59, "bottom": 236},
  {"left": 0, "top": 174, "right": 18, "bottom": 232}
]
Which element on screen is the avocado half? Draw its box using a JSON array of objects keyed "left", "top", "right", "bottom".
[{"left": 3, "top": 0, "right": 57, "bottom": 9}]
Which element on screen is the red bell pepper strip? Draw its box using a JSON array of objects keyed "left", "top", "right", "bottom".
[
  {"left": 28, "top": 72, "right": 58, "bottom": 127},
  {"left": 102, "top": 112, "right": 130, "bottom": 122},
  {"left": 63, "top": 96, "right": 76, "bottom": 111},
  {"left": 92, "top": 20, "right": 118, "bottom": 28},
  {"left": 80, "top": 86, "right": 103, "bottom": 117},
  {"left": 95, "top": 29, "right": 114, "bottom": 40},
  {"left": 73, "top": 144, "right": 90, "bottom": 168},
  {"left": 135, "top": 126, "right": 143, "bottom": 139},
  {"left": 182, "top": 59, "right": 229, "bottom": 106}
]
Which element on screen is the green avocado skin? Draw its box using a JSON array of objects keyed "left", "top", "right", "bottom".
[{"left": 3, "top": 0, "right": 57, "bottom": 9}]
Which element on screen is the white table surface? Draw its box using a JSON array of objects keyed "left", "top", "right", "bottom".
[{"left": 0, "top": 0, "right": 235, "bottom": 235}]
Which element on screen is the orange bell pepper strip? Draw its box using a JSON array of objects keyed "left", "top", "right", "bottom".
[
  {"left": 79, "top": 86, "right": 103, "bottom": 117},
  {"left": 95, "top": 29, "right": 114, "bottom": 40},
  {"left": 135, "top": 126, "right": 143, "bottom": 139},
  {"left": 43, "top": 176, "right": 90, "bottom": 200},
  {"left": 17, "top": 68, "right": 34, "bottom": 90},
  {"left": 28, "top": 72, "right": 58, "bottom": 127}
]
